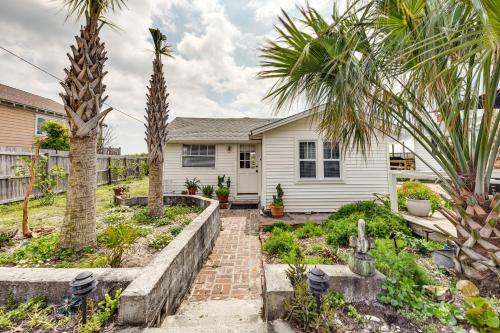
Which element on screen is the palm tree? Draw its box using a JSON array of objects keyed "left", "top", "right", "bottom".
[
  {"left": 59, "top": 0, "right": 126, "bottom": 249},
  {"left": 145, "top": 28, "right": 171, "bottom": 217},
  {"left": 259, "top": 0, "right": 500, "bottom": 280}
]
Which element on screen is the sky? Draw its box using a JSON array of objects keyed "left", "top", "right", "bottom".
[{"left": 0, "top": 0, "right": 334, "bottom": 153}]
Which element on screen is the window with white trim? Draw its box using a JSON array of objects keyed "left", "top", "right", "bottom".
[
  {"left": 299, "top": 141, "right": 316, "bottom": 178},
  {"left": 323, "top": 142, "right": 341, "bottom": 178},
  {"left": 35, "top": 116, "right": 47, "bottom": 136},
  {"left": 182, "top": 144, "right": 216, "bottom": 167}
]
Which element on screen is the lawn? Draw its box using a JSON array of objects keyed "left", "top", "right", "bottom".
[{"left": 0, "top": 178, "right": 149, "bottom": 233}]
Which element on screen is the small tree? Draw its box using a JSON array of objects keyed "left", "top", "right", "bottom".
[{"left": 40, "top": 120, "right": 70, "bottom": 151}]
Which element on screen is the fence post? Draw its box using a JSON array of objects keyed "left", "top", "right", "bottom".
[
  {"left": 108, "top": 157, "right": 112, "bottom": 185},
  {"left": 123, "top": 157, "right": 128, "bottom": 181}
]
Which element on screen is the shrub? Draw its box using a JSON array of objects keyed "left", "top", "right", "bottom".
[
  {"left": 294, "top": 223, "right": 323, "bottom": 239},
  {"left": 370, "top": 239, "right": 431, "bottom": 286},
  {"left": 40, "top": 120, "right": 70, "bottom": 151},
  {"left": 324, "top": 201, "right": 410, "bottom": 246},
  {"left": 263, "top": 229, "right": 298, "bottom": 256},
  {"left": 148, "top": 232, "right": 173, "bottom": 251},
  {"left": 97, "top": 222, "right": 142, "bottom": 267},
  {"left": 398, "top": 181, "right": 442, "bottom": 213},
  {"left": 201, "top": 185, "right": 214, "bottom": 198},
  {"left": 263, "top": 221, "right": 292, "bottom": 233}
]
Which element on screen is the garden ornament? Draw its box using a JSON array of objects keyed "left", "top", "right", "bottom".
[{"left": 348, "top": 219, "right": 376, "bottom": 276}]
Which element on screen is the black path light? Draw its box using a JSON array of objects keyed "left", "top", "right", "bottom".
[
  {"left": 306, "top": 267, "right": 330, "bottom": 312},
  {"left": 70, "top": 271, "right": 98, "bottom": 324}
]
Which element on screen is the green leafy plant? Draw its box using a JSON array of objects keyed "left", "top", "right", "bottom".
[
  {"left": 398, "top": 181, "right": 442, "bottom": 213},
  {"left": 169, "top": 225, "right": 183, "bottom": 236},
  {"left": 325, "top": 201, "right": 410, "bottom": 246},
  {"left": 11, "top": 154, "right": 67, "bottom": 206},
  {"left": 104, "top": 212, "right": 125, "bottom": 224},
  {"left": 215, "top": 187, "right": 229, "bottom": 196},
  {"left": 97, "top": 222, "right": 142, "bottom": 267},
  {"left": 463, "top": 297, "right": 500, "bottom": 333},
  {"left": 263, "top": 229, "right": 299, "bottom": 257},
  {"left": 148, "top": 232, "right": 173, "bottom": 251},
  {"left": 0, "top": 296, "right": 48, "bottom": 330},
  {"left": 109, "top": 160, "right": 126, "bottom": 180},
  {"left": 295, "top": 223, "right": 323, "bottom": 239},
  {"left": 395, "top": 232, "right": 444, "bottom": 255},
  {"left": 263, "top": 221, "right": 292, "bottom": 233},
  {"left": 201, "top": 185, "right": 214, "bottom": 198},
  {"left": 40, "top": 120, "right": 70, "bottom": 151},
  {"left": 272, "top": 183, "right": 284, "bottom": 207},
  {"left": 184, "top": 177, "right": 200, "bottom": 191},
  {"left": 80, "top": 289, "right": 122, "bottom": 333}
]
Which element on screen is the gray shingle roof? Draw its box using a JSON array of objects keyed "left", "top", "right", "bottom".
[
  {"left": 0, "top": 83, "right": 65, "bottom": 116},
  {"left": 167, "top": 117, "right": 278, "bottom": 141}
]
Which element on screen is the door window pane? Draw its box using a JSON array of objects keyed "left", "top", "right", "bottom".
[{"left": 239, "top": 144, "right": 256, "bottom": 169}]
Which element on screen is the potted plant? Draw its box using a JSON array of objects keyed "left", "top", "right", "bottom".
[
  {"left": 202, "top": 185, "right": 214, "bottom": 198},
  {"left": 184, "top": 177, "right": 200, "bottom": 195},
  {"left": 215, "top": 186, "right": 230, "bottom": 203},
  {"left": 270, "top": 183, "right": 284, "bottom": 218},
  {"left": 113, "top": 185, "right": 129, "bottom": 197},
  {"left": 398, "top": 181, "right": 442, "bottom": 217}
]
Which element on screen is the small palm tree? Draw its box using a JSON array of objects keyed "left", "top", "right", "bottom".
[
  {"left": 145, "top": 28, "right": 171, "bottom": 217},
  {"left": 259, "top": 0, "right": 500, "bottom": 280},
  {"left": 58, "top": 0, "right": 126, "bottom": 249}
]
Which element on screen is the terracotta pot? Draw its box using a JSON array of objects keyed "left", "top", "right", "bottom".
[
  {"left": 406, "top": 198, "right": 432, "bottom": 217},
  {"left": 271, "top": 205, "right": 284, "bottom": 218},
  {"left": 188, "top": 187, "right": 198, "bottom": 195},
  {"left": 217, "top": 194, "right": 229, "bottom": 203},
  {"left": 113, "top": 187, "right": 127, "bottom": 197}
]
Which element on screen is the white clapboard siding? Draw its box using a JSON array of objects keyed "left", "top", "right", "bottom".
[
  {"left": 261, "top": 117, "right": 390, "bottom": 212},
  {"left": 414, "top": 141, "right": 443, "bottom": 173},
  {"left": 164, "top": 143, "right": 238, "bottom": 198}
]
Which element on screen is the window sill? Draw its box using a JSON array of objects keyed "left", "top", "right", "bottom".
[{"left": 295, "top": 178, "right": 345, "bottom": 185}]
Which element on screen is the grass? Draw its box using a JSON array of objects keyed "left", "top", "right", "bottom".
[{"left": 0, "top": 178, "right": 149, "bottom": 233}]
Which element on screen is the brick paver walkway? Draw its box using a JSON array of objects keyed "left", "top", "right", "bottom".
[{"left": 188, "top": 210, "right": 262, "bottom": 302}]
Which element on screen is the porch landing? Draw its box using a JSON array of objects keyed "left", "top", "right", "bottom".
[{"left": 402, "top": 211, "right": 457, "bottom": 242}]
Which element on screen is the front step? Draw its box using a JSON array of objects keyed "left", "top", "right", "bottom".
[{"left": 145, "top": 299, "right": 266, "bottom": 333}]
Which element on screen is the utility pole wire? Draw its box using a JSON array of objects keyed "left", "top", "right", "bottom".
[{"left": 0, "top": 45, "right": 145, "bottom": 124}]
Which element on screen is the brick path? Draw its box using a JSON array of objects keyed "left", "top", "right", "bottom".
[{"left": 188, "top": 210, "right": 262, "bottom": 302}]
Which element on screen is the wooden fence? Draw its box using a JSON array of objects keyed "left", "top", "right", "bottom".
[{"left": 0, "top": 146, "right": 147, "bottom": 204}]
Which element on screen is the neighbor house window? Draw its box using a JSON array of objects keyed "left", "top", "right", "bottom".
[
  {"left": 323, "top": 142, "right": 341, "bottom": 178},
  {"left": 35, "top": 116, "right": 46, "bottom": 136},
  {"left": 299, "top": 141, "right": 316, "bottom": 178},
  {"left": 182, "top": 144, "right": 215, "bottom": 167}
]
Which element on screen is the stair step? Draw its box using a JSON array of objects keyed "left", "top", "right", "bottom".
[
  {"left": 144, "top": 322, "right": 269, "bottom": 333},
  {"left": 161, "top": 299, "right": 263, "bottom": 328}
]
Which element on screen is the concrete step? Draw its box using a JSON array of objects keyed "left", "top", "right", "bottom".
[
  {"left": 143, "top": 322, "right": 269, "bottom": 333},
  {"left": 161, "top": 299, "right": 263, "bottom": 328}
]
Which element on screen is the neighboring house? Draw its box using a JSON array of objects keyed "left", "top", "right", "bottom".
[
  {"left": 0, "top": 83, "right": 66, "bottom": 148},
  {"left": 165, "top": 110, "right": 390, "bottom": 212}
]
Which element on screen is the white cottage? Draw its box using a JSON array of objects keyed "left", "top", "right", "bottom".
[{"left": 164, "top": 110, "right": 390, "bottom": 212}]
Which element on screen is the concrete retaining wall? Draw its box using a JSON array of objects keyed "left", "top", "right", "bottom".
[
  {"left": 264, "top": 264, "right": 385, "bottom": 321},
  {"left": 0, "top": 195, "right": 220, "bottom": 328},
  {"left": 117, "top": 195, "right": 220, "bottom": 326}
]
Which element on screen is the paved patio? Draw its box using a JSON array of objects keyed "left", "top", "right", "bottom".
[{"left": 188, "top": 210, "right": 262, "bottom": 301}]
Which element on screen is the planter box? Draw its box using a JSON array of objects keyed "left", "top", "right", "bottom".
[{"left": 0, "top": 195, "right": 221, "bottom": 328}]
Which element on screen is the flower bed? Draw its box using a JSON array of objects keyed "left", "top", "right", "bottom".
[{"left": 262, "top": 200, "right": 500, "bottom": 333}]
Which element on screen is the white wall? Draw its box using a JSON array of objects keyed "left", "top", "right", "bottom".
[
  {"left": 261, "top": 117, "right": 390, "bottom": 212},
  {"left": 164, "top": 143, "right": 238, "bottom": 198},
  {"left": 413, "top": 140, "right": 443, "bottom": 173}
]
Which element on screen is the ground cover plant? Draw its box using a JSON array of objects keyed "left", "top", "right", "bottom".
[
  {"left": 0, "top": 177, "right": 202, "bottom": 268},
  {"left": 0, "top": 289, "right": 122, "bottom": 333}
]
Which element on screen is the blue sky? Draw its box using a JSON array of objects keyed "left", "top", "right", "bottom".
[{"left": 0, "top": 0, "right": 333, "bottom": 153}]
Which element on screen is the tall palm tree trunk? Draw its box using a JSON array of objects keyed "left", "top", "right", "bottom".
[
  {"left": 60, "top": 135, "right": 98, "bottom": 247},
  {"left": 59, "top": 14, "right": 111, "bottom": 249},
  {"left": 145, "top": 30, "right": 170, "bottom": 217},
  {"left": 148, "top": 160, "right": 164, "bottom": 216}
]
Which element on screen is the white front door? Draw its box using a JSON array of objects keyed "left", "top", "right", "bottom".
[{"left": 237, "top": 144, "right": 259, "bottom": 194}]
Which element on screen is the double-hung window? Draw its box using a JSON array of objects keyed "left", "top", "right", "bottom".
[
  {"left": 299, "top": 141, "right": 316, "bottom": 178},
  {"left": 35, "top": 116, "right": 47, "bottom": 136},
  {"left": 323, "top": 142, "right": 341, "bottom": 178},
  {"left": 182, "top": 144, "right": 215, "bottom": 167}
]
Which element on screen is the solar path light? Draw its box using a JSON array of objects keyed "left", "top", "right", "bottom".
[
  {"left": 306, "top": 267, "right": 330, "bottom": 312},
  {"left": 70, "top": 271, "right": 98, "bottom": 324}
]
